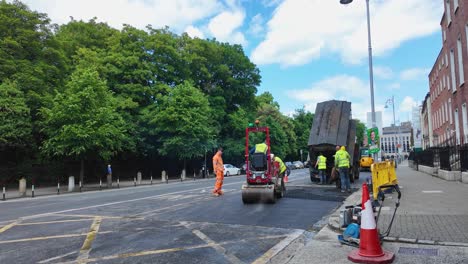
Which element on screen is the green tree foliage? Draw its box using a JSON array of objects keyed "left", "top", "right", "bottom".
[
  {"left": 292, "top": 107, "right": 314, "bottom": 157},
  {"left": 0, "top": 0, "right": 67, "bottom": 118},
  {"left": 255, "top": 92, "right": 297, "bottom": 159},
  {"left": 355, "top": 119, "right": 366, "bottom": 146},
  {"left": 144, "top": 81, "right": 216, "bottom": 162},
  {"left": 40, "top": 66, "right": 132, "bottom": 164},
  {"left": 0, "top": 81, "right": 32, "bottom": 151}
]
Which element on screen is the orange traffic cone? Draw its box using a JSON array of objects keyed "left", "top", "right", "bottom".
[
  {"left": 284, "top": 174, "right": 289, "bottom": 183},
  {"left": 348, "top": 183, "right": 395, "bottom": 264}
]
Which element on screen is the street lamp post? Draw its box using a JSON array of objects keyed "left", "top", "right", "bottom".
[
  {"left": 340, "top": 0, "right": 376, "bottom": 129},
  {"left": 385, "top": 96, "right": 401, "bottom": 160}
]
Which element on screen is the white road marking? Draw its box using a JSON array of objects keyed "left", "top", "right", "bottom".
[
  {"left": 38, "top": 251, "right": 77, "bottom": 263},
  {"left": 422, "top": 190, "right": 443, "bottom": 193},
  {"left": 14, "top": 181, "right": 244, "bottom": 221}
]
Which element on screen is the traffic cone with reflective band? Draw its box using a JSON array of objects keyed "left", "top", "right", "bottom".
[
  {"left": 284, "top": 174, "right": 289, "bottom": 183},
  {"left": 348, "top": 183, "right": 395, "bottom": 264}
]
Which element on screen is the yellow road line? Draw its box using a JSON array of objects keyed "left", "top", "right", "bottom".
[
  {"left": 56, "top": 234, "right": 288, "bottom": 264},
  {"left": 76, "top": 216, "right": 102, "bottom": 263},
  {"left": 18, "top": 219, "right": 93, "bottom": 226},
  {"left": 0, "top": 231, "right": 112, "bottom": 244},
  {"left": 0, "top": 220, "right": 19, "bottom": 234}
]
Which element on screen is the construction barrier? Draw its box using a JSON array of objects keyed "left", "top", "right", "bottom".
[{"left": 370, "top": 161, "right": 398, "bottom": 200}]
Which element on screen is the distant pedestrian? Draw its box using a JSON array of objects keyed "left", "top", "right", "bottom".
[
  {"left": 106, "top": 164, "right": 112, "bottom": 188},
  {"left": 212, "top": 147, "right": 224, "bottom": 196}
]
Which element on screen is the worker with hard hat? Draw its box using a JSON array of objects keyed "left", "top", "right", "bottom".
[
  {"left": 335, "top": 146, "right": 351, "bottom": 192},
  {"left": 271, "top": 153, "right": 287, "bottom": 189},
  {"left": 250, "top": 140, "right": 269, "bottom": 154},
  {"left": 212, "top": 147, "right": 224, "bottom": 196}
]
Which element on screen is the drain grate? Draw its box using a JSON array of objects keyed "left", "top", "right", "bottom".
[{"left": 398, "top": 247, "right": 439, "bottom": 256}]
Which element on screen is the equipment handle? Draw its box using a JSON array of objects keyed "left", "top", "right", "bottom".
[{"left": 377, "top": 184, "right": 401, "bottom": 207}]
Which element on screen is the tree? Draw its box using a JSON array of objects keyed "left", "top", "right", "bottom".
[
  {"left": 355, "top": 120, "right": 366, "bottom": 146},
  {"left": 144, "top": 81, "right": 216, "bottom": 170},
  {"left": 0, "top": 81, "right": 32, "bottom": 149},
  {"left": 40, "top": 66, "right": 133, "bottom": 183},
  {"left": 292, "top": 107, "right": 314, "bottom": 160}
]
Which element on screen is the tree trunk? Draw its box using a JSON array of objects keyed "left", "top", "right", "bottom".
[{"left": 80, "top": 159, "right": 84, "bottom": 185}]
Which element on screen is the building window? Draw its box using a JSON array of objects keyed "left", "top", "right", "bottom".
[
  {"left": 450, "top": 49, "right": 457, "bottom": 92},
  {"left": 445, "top": 101, "right": 449, "bottom": 122},
  {"left": 446, "top": 52, "right": 449, "bottom": 68},
  {"left": 457, "top": 36, "right": 465, "bottom": 85},
  {"left": 446, "top": 0, "right": 452, "bottom": 26},
  {"left": 463, "top": 104, "right": 468, "bottom": 141},
  {"left": 454, "top": 0, "right": 459, "bottom": 12},
  {"left": 449, "top": 98, "right": 453, "bottom": 124},
  {"left": 455, "top": 108, "right": 461, "bottom": 145}
]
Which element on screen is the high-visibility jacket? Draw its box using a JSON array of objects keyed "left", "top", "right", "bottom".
[
  {"left": 318, "top": 155, "right": 327, "bottom": 170},
  {"left": 212, "top": 151, "right": 224, "bottom": 173},
  {"left": 274, "top": 156, "right": 287, "bottom": 174},
  {"left": 255, "top": 143, "right": 268, "bottom": 154},
  {"left": 335, "top": 150, "right": 350, "bottom": 168}
]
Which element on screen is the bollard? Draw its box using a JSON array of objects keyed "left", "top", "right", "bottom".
[
  {"left": 162, "top": 171, "right": 167, "bottom": 184},
  {"left": 32, "top": 184, "right": 35, "bottom": 198},
  {"left": 2, "top": 187, "right": 5, "bottom": 201},
  {"left": 79, "top": 181, "right": 82, "bottom": 192},
  {"left": 193, "top": 172, "right": 196, "bottom": 181},
  {"left": 166, "top": 174, "right": 169, "bottom": 184},
  {"left": 57, "top": 182, "right": 60, "bottom": 195},
  {"left": 117, "top": 178, "right": 120, "bottom": 188},
  {"left": 99, "top": 178, "right": 102, "bottom": 191},
  {"left": 150, "top": 175, "right": 153, "bottom": 185},
  {"left": 134, "top": 177, "right": 136, "bottom": 186},
  {"left": 137, "top": 171, "right": 142, "bottom": 185},
  {"left": 181, "top": 169, "right": 186, "bottom": 182}
]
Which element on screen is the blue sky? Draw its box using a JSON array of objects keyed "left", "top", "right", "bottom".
[{"left": 19, "top": 0, "right": 444, "bottom": 126}]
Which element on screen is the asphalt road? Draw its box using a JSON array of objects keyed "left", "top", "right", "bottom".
[{"left": 0, "top": 168, "right": 368, "bottom": 264}]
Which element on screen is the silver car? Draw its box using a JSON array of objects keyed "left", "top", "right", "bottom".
[{"left": 223, "top": 164, "right": 241, "bottom": 176}]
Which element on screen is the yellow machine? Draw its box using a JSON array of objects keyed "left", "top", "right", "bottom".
[{"left": 359, "top": 148, "right": 374, "bottom": 171}]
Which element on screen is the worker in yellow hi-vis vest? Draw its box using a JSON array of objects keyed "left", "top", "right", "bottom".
[{"left": 315, "top": 152, "right": 327, "bottom": 184}]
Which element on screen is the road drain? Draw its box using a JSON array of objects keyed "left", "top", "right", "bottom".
[{"left": 398, "top": 247, "right": 439, "bottom": 256}]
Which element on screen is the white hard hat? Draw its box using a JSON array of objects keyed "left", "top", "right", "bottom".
[{"left": 270, "top": 153, "right": 274, "bottom": 159}]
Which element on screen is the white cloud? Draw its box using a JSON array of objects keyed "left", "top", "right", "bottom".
[
  {"left": 287, "top": 75, "right": 368, "bottom": 115},
  {"left": 387, "top": 83, "right": 401, "bottom": 90},
  {"left": 261, "top": 0, "right": 283, "bottom": 8},
  {"left": 251, "top": 0, "right": 442, "bottom": 67},
  {"left": 184, "top": 25, "right": 205, "bottom": 39},
  {"left": 207, "top": 8, "right": 247, "bottom": 45},
  {"left": 374, "top": 66, "right": 394, "bottom": 79},
  {"left": 248, "top": 14, "right": 264, "bottom": 36},
  {"left": 399, "top": 96, "right": 418, "bottom": 112},
  {"left": 17, "top": 0, "right": 222, "bottom": 32},
  {"left": 400, "top": 67, "right": 430, "bottom": 81}
]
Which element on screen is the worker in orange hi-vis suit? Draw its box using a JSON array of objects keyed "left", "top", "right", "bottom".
[{"left": 212, "top": 147, "right": 224, "bottom": 196}]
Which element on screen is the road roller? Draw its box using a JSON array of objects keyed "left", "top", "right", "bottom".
[{"left": 241, "top": 122, "right": 285, "bottom": 204}]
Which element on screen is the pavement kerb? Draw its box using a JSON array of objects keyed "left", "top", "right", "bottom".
[
  {"left": 0, "top": 176, "right": 219, "bottom": 203},
  {"left": 327, "top": 187, "right": 363, "bottom": 233}
]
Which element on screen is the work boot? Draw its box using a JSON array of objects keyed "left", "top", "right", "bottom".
[{"left": 212, "top": 193, "right": 220, "bottom": 197}]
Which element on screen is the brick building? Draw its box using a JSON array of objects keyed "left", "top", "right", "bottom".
[{"left": 428, "top": 0, "right": 468, "bottom": 146}]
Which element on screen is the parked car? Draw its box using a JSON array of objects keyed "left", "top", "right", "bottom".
[
  {"left": 285, "top": 161, "right": 294, "bottom": 170},
  {"left": 223, "top": 164, "right": 241, "bottom": 176},
  {"left": 293, "top": 161, "right": 304, "bottom": 169}
]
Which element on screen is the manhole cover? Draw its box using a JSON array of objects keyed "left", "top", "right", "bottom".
[{"left": 398, "top": 247, "right": 438, "bottom": 256}]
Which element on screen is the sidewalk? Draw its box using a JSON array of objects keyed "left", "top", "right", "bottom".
[{"left": 285, "top": 161, "right": 468, "bottom": 264}]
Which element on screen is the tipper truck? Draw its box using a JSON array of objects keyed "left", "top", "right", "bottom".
[{"left": 307, "top": 100, "right": 360, "bottom": 186}]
